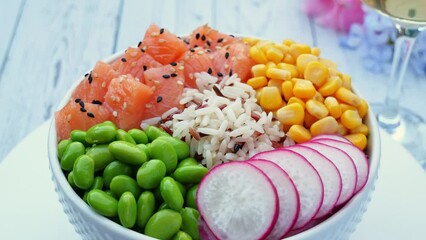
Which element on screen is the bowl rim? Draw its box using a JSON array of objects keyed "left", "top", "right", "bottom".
[{"left": 48, "top": 47, "right": 381, "bottom": 239}]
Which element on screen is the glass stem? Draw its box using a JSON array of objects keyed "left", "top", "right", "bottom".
[{"left": 377, "top": 25, "right": 418, "bottom": 129}]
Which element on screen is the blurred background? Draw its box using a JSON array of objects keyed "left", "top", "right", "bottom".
[{"left": 0, "top": 0, "right": 425, "bottom": 164}]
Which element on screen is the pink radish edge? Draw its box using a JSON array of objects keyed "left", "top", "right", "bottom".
[{"left": 311, "top": 134, "right": 351, "bottom": 143}]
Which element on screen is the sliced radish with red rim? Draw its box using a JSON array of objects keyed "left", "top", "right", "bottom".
[
  {"left": 248, "top": 159, "right": 300, "bottom": 239},
  {"left": 286, "top": 145, "right": 342, "bottom": 219},
  {"left": 312, "top": 134, "right": 351, "bottom": 144},
  {"left": 251, "top": 149, "right": 324, "bottom": 230},
  {"left": 197, "top": 161, "right": 279, "bottom": 239}
]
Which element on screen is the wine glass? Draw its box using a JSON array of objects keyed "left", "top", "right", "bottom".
[{"left": 362, "top": 0, "right": 426, "bottom": 167}]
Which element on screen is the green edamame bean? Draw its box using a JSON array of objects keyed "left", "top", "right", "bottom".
[
  {"left": 150, "top": 139, "right": 178, "bottom": 174},
  {"left": 87, "top": 189, "right": 118, "bottom": 217},
  {"left": 60, "top": 141, "right": 85, "bottom": 171},
  {"left": 157, "top": 136, "right": 190, "bottom": 161},
  {"left": 177, "top": 157, "right": 198, "bottom": 168},
  {"left": 110, "top": 175, "right": 142, "bottom": 199},
  {"left": 181, "top": 207, "right": 200, "bottom": 240},
  {"left": 136, "top": 144, "right": 150, "bottom": 159},
  {"left": 145, "top": 126, "right": 170, "bottom": 142},
  {"left": 67, "top": 171, "right": 76, "bottom": 188},
  {"left": 100, "top": 121, "right": 117, "bottom": 128},
  {"left": 160, "top": 177, "right": 184, "bottom": 211},
  {"left": 175, "top": 181, "right": 186, "bottom": 197},
  {"left": 70, "top": 130, "right": 89, "bottom": 146},
  {"left": 158, "top": 202, "right": 170, "bottom": 211},
  {"left": 173, "top": 165, "right": 208, "bottom": 184},
  {"left": 85, "top": 123, "right": 117, "bottom": 144},
  {"left": 172, "top": 231, "right": 192, "bottom": 240},
  {"left": 136, "top": 160, "right": 166, "bottom": 189},
  {"left": 136, "top": 191, "right": 156, "bottom": 229},
  {"left": 129, "top": 129, "right": 148, "bottom": 144},
  {"left": 85, "top": 144, "right": 114, "bottom": 171},
  {"left": 118, "top": 192, "right": 137, "bottom": 228},
  {"left": 103, "top": 161, "right": 132, "bottom": 188},
  {"left": 91, "top": 176, "right": 104, "bottom": 190},
  {"left": 144, "top": 209, "right": 182, "bottom": 240},
  {"left": 185, "top": 184, "right": 198, "bottom": 210},
  {"left": 57, "top": 139, "right": 72, "bottom": 159},
  {"left": 116, "top": 129, "right": 136, "bottom": 144},
  {"left": 73, "top": 155, "right": 95, "bottom": 190},
  {"left": 109, "top": 141, "right": 147, "bottom": 165}
]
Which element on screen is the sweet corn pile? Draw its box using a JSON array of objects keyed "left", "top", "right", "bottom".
[{"left": 244, "top": 38, "right": 369, "bottom": 150}]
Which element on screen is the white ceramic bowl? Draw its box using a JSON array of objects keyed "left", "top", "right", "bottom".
[{"left": 48, "top": 50, "right": 381, "bottom": 240}]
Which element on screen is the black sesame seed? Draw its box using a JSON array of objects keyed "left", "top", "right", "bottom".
[
  {"left": 217, "top": 72, "right": 223, "bottom": 77},
  {"left": 92, "top": 100, "right": 102, "bottom": 105},
  {"left": 195, "top": 33, "right": 200, "bottom": 40},
  {"left": 143, "top": 65, "right": 147, "bottom": 71},
  {"left": 217, "top": 38, "right": 224, "bottom": 43},
  {"left": 229, "top": 69, "right": 233, "bottom": 76},
  {"left": 74, "top": 98, "right": 81, "bottom": 103},
  {"left": 170, "top": 62, "right": 177, "bottom": 66},
  {"left": 140, "top": 48, "right": 145, "bottom": 52},
  {"left": 194, "top": 44, "right": 198, "bottom": 48},
  {"left": 157, "top": 96, "right": 163, "bottom": 103},
  {"left": 137, "top": 41, "right": 141, "bottom": 47},
  {"left": 79, "top": 101, "right": 85, "bottom": 108},
  {"left": 233, "top": 144, "right": 241, "bottom": 153},
  {"left": 87, "top": 112, "right": 95, "bottom": 118},
  {"left": 80, "top": 107, "right": 87, "bottom": 112},
  {"left": 159, "top": 28, "right": 164, "bottom": 34},
  {"left": 88, "top": 73, "right": 93, "bottom": 84},
  {"left": 121, "top": 58, "right": 127, "bottom": 62},
  {"left": 84, "top": 73, "right": 89, "bottom": 77},
  {"left": 171, "top": 73, "right": 178, "bottom": 78},
  {"left": 207, "top": 67, "right": 213, "bottom": 74},
  {"left": 206, "top": 40, "right": 211, "bottom": 47},
  {"left": 225, "top": 52, "right": 230, "bottom": 59},
  {"left": 201, "top": 35, "right": 206, "bottom": 41},
  {"left": 229, "top": 34, "right": 235, "bottom": 38},
  {"left": 184, "top": 39, "right": 190, "bottom": 45},
  {"left": 189, "top": 48, "right": 195, "bottom": 52},
  {"left": 162, "top": 74, "right": 170, "bottom": 79}
]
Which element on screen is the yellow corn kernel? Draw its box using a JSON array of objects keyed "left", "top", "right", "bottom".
[
  {"left": 328, "top": 68, "right": 343, "bottom": 78},
  {"left": 255, "top": 87, "right": 263, "bottom": 101},
  {"left": 341, "top": 110, "right": 362, "bottom": 129},
  {"left": 335, "top": 87, "right": 361, "bottom": 106},
  {"left": 312, "top": 91, "right": 324, "bottom": 102},
  {"left": 306, "top": 99, "right": 329, "bottom": 119},
  {"left": 319, "top": 58, "right": 338, "bottom": 69},
  {"left": 351, "top": 124, "right": 369, "bottom": 135},
  {"left": 251, "top": 64, "right": 267, "bottom": 77},
  {"left": 243, "top": 37, "right": 260, "bottom": 46},
  {"left": 260, "top": 86, "right": 283, "bottom": 111},
  {"left": 310, "top": 116, "right": 339, "bottom": 136},
  {"left": 276, "top": 103, "right": 305, "bottom": 125},
  {"left": 344, "top": 133, "right": 368, "bottom": 150},
  {"left": 318, "top": 76, "right": 342, "bottom": 96},
  {"left": 247, "top": 76, "right": 268, "bottom": 89},
  {"left": 256, "top": 40, "right": 275, "bottom": 52},
  {"left": 304, "top": 110, "right": 318, "bottom": 128},
  {"left": 289, "top": 43, "right": 311, "bottom": 59},
  {"left": 311, "top": 47, "right": 321, "bottom": 57},
  {"left": 274, "top": 44, "right": 289, "bottom": 54},
  {"left": 287, "top": 125, "right": 312, "bottom": 143},
  {"left": 357, "top": 98, "right": 369, "bottom": 118},
  {"left": 304, "top": 61, "right": 329, "bottom": 87},
  {"left": 266, "top": 68, "right": 291, "bottom": 80},
  {"left": 277, "top": 63, "right": 299, "bottom": 78},
  {"left": 268, "top": 79, "right": 283, "bottom": 94},
  {"left": 342, "top": 74, "right": 352, "bottom": 89},
  {"left": 281, "top": 80, "right": 294, "bottom": 101},
  {"left": 283, "top": 39, "right": 295, "bottom": 46},
  {"left": 266, "top": 62, "right": 277, "bottom": 70},
  {"left": 292, "top": 79, "right": 316, "bottom": 99},
  {"left": 266, "top": 47, "right": 284, "bottom": 63},
  {"left": 335, "top": 123, "right": 348, "bottom": 136},
  {"left": 296, "top": 54, "right": 318, "bottom": 74},
  {"left": 283, "top": 54, "right": 296, "bottom": 64},
  {"left": 324, "top": 96, "right": 342, "bottom": 119},
  {"left": 288, "top": 96, "right": 305, "bottom": 108},
  {"left": 250, "top": 46, "right": 268, "bottom": 64}
]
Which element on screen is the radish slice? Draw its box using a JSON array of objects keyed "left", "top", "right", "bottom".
[
  {"left": 248, "top": 159, "right": 300, "bottom": 239},
  {"left": 196, "top": 162, "right": 279, "bottom": 240},
  {"left": 313, "top": 138, "right": 369, "bottom": 193},
  {"left": 302, "top": 142, "right": 357, "bottom": 206},
  {"left": 286, "top": 145, "right": 342, "bottom": 218},
  {"left": 199, "top": 217, "right": 219, "bottom": 240},
  {"left": 251, "top": 149, "right": 324, "bottom": 230},
  {"left": 311, "top": 134, "right": 351, "bottom": 144}
]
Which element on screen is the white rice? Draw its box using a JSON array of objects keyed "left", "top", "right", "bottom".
[{"left": 162, "top": 73, "right": 286, "bottom": 169}]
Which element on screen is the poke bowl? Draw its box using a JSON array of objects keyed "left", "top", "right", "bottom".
[{"left": 48, "top": 24, "right": 381, "bottom": 240}]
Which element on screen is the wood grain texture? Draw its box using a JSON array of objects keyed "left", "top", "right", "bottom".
[{"left": 0, "top": 0, "right": 121, "bottom": 161}]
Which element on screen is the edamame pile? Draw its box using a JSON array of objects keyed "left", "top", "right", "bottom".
[{"left": 58, "top": 121, "right": 207, "bottom": 240}]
